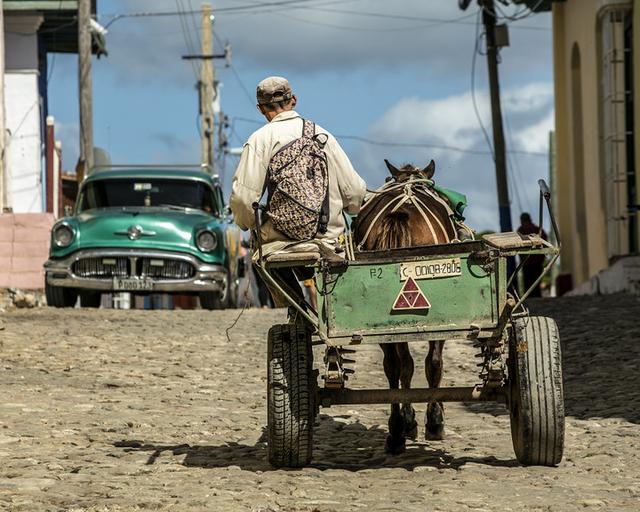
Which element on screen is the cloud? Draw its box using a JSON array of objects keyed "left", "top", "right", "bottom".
[
  {"left": 368, "top": 92, "right": 489, "bottom": 162},
  {"left": 351, "top": 82, "right": 555, "bottom": 231},
  {"left": 512, "top": 108, "right": 554, "bottom": 153},
  {"left": 152, "top": 132, "right": 186, "bottom": 151},
  {"left": 100, "top": 0, "right": 552, "bottom": 83},
  {"left": 502, "top": 82, "right": 554, "bottom": 113},
  {"left": 54, "top": 121, "right": 80, "bottom": 171}
]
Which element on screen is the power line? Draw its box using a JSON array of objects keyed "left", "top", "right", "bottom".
[
  {"left": 487, "top": 0, "right": 546, "bottom": 22},
  {"left": 305, "top": 8, "right": 476, "bottom": 25},
  {"left": 266, "top": 10, "right": 470, "bottom": 32},
  {"left": 471, "top": 7, "right": 494, "bottom": 159},
  {"left": 229, "top": 117, "right": 546, "bottom": 157},
  {"left": 103, "top": 0, "right": 335, "bottom": 28},
  {"left": 187, "top": 0, "right": 202, "bottom": 51},
  {"left": 175, "top": 0, "right": 199, "bottom": 79},
  {"left": 504, "top": 110, "right": 534, "bottom": 213},
  {"left": 293, "top": 6, "right": 549, "bottom": 31},
  {"left": 331, "top": 135, "right": 547, "bottom": 157}
]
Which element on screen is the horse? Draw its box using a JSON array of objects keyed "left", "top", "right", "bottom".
[{"left": 353, "top": 159, "right": 458, "bottom": 455}]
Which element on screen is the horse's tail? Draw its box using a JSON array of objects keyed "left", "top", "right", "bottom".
[{"left": 374, "top": 211, "right": 413, "bottom": 250}]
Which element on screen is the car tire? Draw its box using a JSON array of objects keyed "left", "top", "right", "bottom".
[
  {"left": 79, "top": 291, "right": 102, "bottom": 308},
  {"left": 45, "top": 281, "right": 78, "bottom": 308},
  {"left": 199, "top": 268, "right": 230, "bottom": 310},
  {"left": 199, "top": 291, "right": 224, "bottom": 310}
]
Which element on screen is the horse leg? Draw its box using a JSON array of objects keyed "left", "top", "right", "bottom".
[
  {"left": 396, "top": 343, "right": 418, "bottom": 440},
  {"left": 424, "top": 340, "right": 445, "bottom": 440},
  {"left": 381, "top": 343, "right": 405, "bottom": 455}
]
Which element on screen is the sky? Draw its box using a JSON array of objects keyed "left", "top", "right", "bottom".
[{"left": 47, "top": 0, "right": 554, "bottom": 232}]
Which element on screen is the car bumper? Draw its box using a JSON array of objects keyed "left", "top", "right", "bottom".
[{"left": 44, "top": 249, "right": 226, "bottom": 293}]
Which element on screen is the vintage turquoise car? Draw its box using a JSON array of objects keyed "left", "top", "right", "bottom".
[{"left": 44, "top": 166, "right": 243, "bottom": 309}]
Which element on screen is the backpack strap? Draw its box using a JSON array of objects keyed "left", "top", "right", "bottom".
[{"left": 302, "top": 118, "right": 315, "bottom": 139}]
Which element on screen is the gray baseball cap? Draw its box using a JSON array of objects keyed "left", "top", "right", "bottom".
[{"left": 256, "top": 76, "right": 293, "bottom": 105}]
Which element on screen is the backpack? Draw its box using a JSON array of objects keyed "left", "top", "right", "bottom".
[{"left": 265, "top": 119, "right": 330, "bottom": 241}]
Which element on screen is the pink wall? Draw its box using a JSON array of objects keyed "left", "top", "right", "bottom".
[{"left": 0, "top": 214, "right": 55, "bottom": 290}]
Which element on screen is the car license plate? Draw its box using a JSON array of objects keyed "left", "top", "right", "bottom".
[
  {"left": 400, "top": 258, "right": 462, "bottom": 281},
  {"left": 113, "top": 278, "right": 154, "bottom": 291}
]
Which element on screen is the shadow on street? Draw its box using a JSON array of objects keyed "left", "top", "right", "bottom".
[{"left": 114, "top": 414, "right": 519, "bottom": 472}]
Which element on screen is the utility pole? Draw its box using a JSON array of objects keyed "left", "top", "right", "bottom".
[
  {"left": 200, "top": 3, "right": 215, "bottom": 172},
  {"left": 0, "top": 0, "right": 6, "bottom": 212},
  {"left": 481, "top": 0, "right": 512, "bottom": 234},
  {"left": 78, "top": 0, "right": 94, "bottom": 181},
  {"left": 182, "top": 5, "right": 231, "bottom": 175}
]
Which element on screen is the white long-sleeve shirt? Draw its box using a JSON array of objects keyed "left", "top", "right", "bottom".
[{"left": 230, "top": 110, "right": 366, "bottom": 252}]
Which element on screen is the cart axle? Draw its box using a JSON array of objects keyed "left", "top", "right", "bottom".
[{"left": 318, "top": 386, "right": 505, "bottom": 407}]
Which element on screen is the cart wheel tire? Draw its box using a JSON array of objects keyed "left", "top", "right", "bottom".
[
  {"left": 79, "top": 291, "right": 101, "bottom": 308},
  {"left": 45, "top": 281, "right": 78, "bottom": 308},
  {"left": 267, "top": 323, "right": 315, "bottom": 468},
  {"left": 509, "top": 316, "right": 565, "bottom": 466}
]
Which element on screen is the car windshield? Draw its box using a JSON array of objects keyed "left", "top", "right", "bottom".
[{"left": 78, "top": 178, "right": 218, "bottom": 214}]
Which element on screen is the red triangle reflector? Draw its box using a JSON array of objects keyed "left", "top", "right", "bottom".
[
  {"left": 413, "top": 293, "right": 431, "bottom": 309},
  {"left": 403, "top": 278, "right": 419, "bottom": 291},
  {"left": 392, "top": 277, "right": 431, "bottom": 311}
]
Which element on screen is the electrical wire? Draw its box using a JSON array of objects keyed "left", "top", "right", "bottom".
[
  {"left": 46, "top": 0, "right": 65, "bottom": 85},
  {"left": 471, "top": 7, "right": 495, "bottom": 159},
  {"left": 263, "top": 10, "right": 471, "bottom": 33},
  {"left": 104, "top": 0, "right": 336, "bottom": 28},
  {"left": 187, "top": 0, "right": 202, "bottom": 52},
  {"left": 229, "top": 117, "right": 547, "bottom": 158},
  {"left": 230, "top": 65, "right": 259, "bottom": 109},
  {"left": 176, "top": 0, "right": 200, "bottom": 80},
  {"left": 504, "top": 110, "right": 534, "bottom": 213},
  {"left": 304, "top": 7, "right": 478, "bottom": 25},
  {"left": 482, "top": 0, "right": 546, "bottom": 22},
  {"left": 332, "top": 135, "right": 547, "bottom": 157}
]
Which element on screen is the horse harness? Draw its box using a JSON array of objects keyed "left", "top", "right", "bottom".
[{"left": 356, "top": 177, "right": 469, "bottom": 251}]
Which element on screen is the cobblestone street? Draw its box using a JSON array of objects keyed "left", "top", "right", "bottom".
[{"left": 0, "top": 295, "right": 638, "bottom": 511}]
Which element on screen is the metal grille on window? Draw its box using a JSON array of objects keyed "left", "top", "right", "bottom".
[{"left": 600, "top": 7, "right": 636, "bottom": 259}]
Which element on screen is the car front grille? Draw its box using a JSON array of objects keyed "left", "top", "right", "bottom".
[
  {"left": 73, "top": 256, "right": 129, "bottom": 278},
  {"left": 73, "top": 256, "right": 196, "bottom": 280},
  {"left": 140, "top": 258, "right": 195, "bottom": 279}
]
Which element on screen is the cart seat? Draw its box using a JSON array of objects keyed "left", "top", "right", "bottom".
[
  {"left": 264, "top": 250, "right": 321, "bottom": 266},
  {"left": 482, "top": 231, "right": 547, "bottom": 250}
]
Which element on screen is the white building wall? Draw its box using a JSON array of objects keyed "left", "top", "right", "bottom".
[
  {"left": 4, "top": 15, "right": 44, "bottom": 213},
  {"left": 5, "top": 71, "right": 42, "bottom": 212}
]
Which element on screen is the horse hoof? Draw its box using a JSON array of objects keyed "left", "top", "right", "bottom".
[
  {"left": 404, "top": 420, "right": 418, "bottom": 440},
  {"left": 425, "top": 403, "right": 445, "bottom": 441},
  {"left": 385, "top": 435, "right": 406, "bottom": 455},
  {"left": 425, "top": 425, "right": 445, "bottom": 441}
]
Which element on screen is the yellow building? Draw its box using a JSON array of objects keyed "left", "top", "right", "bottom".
[{"left": 551, "top": 0, "right": 640, "bottom": 290}]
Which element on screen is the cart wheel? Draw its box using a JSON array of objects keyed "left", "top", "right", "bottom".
[
  {"left": 508, "top": 316, "right": 565, "bottom": 466},
  {"left": 267, "top": 323, "right": 315, "bottom": 468}
]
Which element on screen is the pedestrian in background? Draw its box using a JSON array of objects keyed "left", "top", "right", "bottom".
[{"left": 517, "top": 212, "right": 547, "bottom": 297}]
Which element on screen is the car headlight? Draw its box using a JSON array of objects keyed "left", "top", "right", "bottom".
[
  {"left": 196, "top": 230, "right": 217, "bottom": 252},
  {"left": 53, "top": 224, "right": 74, "bottom": 247}
]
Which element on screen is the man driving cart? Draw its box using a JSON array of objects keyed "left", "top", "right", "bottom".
[{"left": 229, "top": 76, "right": 366, "bottom": 305}]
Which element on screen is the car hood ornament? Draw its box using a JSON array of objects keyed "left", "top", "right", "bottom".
[
  {"left": 127, "top": 225, "right": 142, "bottom": 240},
  {"left": 113, "top": 225, "right": 157, "bottom": 240}
]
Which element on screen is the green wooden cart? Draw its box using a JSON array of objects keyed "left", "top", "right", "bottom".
[{"left": 254, "top": 180, "right": 564, "bottom": 469}]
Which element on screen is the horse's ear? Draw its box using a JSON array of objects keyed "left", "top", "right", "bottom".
[
  {"left": 384, "top": 159, "right": 401, "bottom": 178},
  {"left": 421, "top": 159, "right": 436, "bottom": 179}
]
